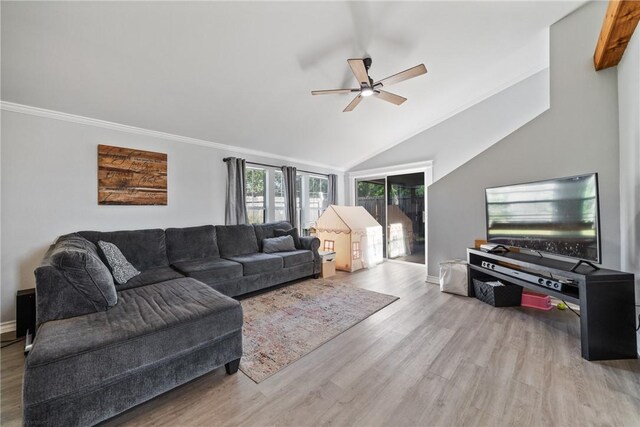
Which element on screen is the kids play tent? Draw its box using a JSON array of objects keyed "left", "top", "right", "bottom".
[{"left": 315, "top": 205, "right": 384, "bottom": 272}]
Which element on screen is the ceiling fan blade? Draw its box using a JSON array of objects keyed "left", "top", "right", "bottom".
[
  {"left": 375, "top": 64, "right": 427, "bottom": 87},
  {"left": 374, "top": 90, "right": 407, "bottom": 106},
  {"left": 343, "top": 95, "right": 363, "bottom": 112},
  {"left": 347, "top": 58, "right": 371, "bottom": 87},
  {"left": 311, "top": 89, "right": 358, "bottom": 95}
]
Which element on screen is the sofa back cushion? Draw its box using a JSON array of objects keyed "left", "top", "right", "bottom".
[
  {"left": 79, "top": 229, "right": 168, "bottom": 271},
  {"left": 253, "top": 221, "right": 292, "bottom": 251},
  {"left": 166, "top": 225, "right": 219, "bottom": 263},
  {"left": 215, "top": 225, "right": 259, "bottom": 257},
  {"left": 35, "top": 233, "right": 117, "bottom": 325}
]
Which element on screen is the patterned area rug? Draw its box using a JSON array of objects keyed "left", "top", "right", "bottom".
[{"left": 239, "top": 281, "right": 398, "bottom": 383}]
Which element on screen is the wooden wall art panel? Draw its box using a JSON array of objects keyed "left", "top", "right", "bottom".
[{"left": 98, "top": 144, "right": 167, "bottom": 205}]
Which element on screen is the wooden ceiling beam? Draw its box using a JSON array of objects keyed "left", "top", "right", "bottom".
[{"left": 594, "top": 0, "right": 640, "bottom": 71}]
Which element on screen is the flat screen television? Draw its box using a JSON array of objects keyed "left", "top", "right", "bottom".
[{"left": 485, "top": 173, "right": 600, "bottom": 262}]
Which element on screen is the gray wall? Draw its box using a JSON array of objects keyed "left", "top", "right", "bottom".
[
  {"left": 427, "top": 1, "right": 621, "bottom": 276},
  {"left": 617, "top": 28, "right": 639, "bottom": 310},
  {"left": 0, "top": 110, "right": 344, "bottom": 324},
  {"left": 349, "top": 68, "right": 550, "bottom": 182}
]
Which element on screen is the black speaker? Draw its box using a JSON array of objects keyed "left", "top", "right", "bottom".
[{"left": 16, "top": 288, "right": 36, "bottom": 338}]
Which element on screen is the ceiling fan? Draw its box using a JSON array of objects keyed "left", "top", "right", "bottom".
[{"left": 311, "top": 57, "right": 427, "bottom": 112}]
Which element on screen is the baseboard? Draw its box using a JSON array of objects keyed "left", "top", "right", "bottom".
[
  {"left": 426, "top": 275, "right": 439, "bottom": 284},
  {"left": 1, "top": 321, "right": 16, "bottom": 334}
]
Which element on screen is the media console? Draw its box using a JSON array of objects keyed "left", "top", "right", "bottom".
[{"left": 467, "top": 248, "right": 638, "bottom": 361}]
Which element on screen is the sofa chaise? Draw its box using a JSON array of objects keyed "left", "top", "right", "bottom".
[{"left": 23, "top": 221, "right": 320, "bottom": 426}]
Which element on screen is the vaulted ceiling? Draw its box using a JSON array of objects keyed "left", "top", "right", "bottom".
[{"left": 1, "top": 1, "right": 584, "bottom": 170}]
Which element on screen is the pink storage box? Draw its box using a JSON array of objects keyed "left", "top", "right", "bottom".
[{"left": 521, "top": 290, "right": 553, "bottom": 311}]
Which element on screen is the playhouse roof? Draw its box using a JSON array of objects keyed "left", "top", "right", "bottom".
[{"left": 315, "top": 205, "right": 382, "bottom": 234}]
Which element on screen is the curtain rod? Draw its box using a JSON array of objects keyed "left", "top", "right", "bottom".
[{"left": 222, "top": 157, "right": 330, "bottom": 177}]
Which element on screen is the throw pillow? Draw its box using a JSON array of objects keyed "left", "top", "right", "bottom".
[
  {"left": 98, "top": 240, "right": 141, "bottom": 285},
  {"left": 274, "top": 228, "right": 301, "bottom": 249},
  {"left": 263, "top": 235, "right": 297, "bottom": 254}
]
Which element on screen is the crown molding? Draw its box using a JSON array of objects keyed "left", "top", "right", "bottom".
[{"left": 0, "top": 101, "right": 345, "bottom": 172}]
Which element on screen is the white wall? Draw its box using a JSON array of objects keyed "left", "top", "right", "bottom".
[
  {"left": 617, "top": 27, "right": 640, "bottom": 340},
  {"left": 0, "top": 108, "right": 344, "bottom": 323},
  {"left": 349, "top": 67, "right": 550, "bottom": 183},
  {"left": 426, "top": 2, "right": 621, "bottom": 276}
]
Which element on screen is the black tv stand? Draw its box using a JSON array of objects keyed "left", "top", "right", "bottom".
[
  {"left": 467, "top": 248, "right": 637, "bottom": 361},
  {"left": 570, "top": 259, "right": 601, "bottom": 273}
]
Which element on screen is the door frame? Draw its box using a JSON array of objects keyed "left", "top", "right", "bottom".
[{"left": 349, "top": 161, "right": 433, "bottom": 270}]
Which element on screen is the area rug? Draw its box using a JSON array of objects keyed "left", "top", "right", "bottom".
[{"left": 239, "top": 281, "right": 398, "bottom": 383}]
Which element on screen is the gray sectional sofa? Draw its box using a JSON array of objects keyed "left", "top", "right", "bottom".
[{"left": 24, "top": 221, "right": 320, "bottom": 426}]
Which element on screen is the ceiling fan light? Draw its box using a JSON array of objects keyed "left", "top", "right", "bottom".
[{"left": 360, "top": 87, "right": 374, "bottom": 97}]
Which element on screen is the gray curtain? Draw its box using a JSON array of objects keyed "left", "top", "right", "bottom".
[
  {"left": 281, "top": 166, "right": 298, "bottom": 228},
  {"left": 327, "top": 174, "right": 338, "bottom": 206},
  {"left": 224, "top": 157, "right": 248, "bottom": 225}
]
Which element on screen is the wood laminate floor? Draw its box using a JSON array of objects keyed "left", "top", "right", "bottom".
[{"left": 2, "top": 262, "right": 640, "bottom": 426}]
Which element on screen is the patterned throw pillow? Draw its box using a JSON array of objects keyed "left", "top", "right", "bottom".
[{"left": 97, "top": 240, "right": 140, "bottom": 285}]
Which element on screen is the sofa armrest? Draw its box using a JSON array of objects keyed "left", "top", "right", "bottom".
[{"left": 299, "top": 236, "right": 321, "bottom": 275}]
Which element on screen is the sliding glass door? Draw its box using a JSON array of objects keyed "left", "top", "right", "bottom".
[
  {"left": 387, "top": 173, "right": 425, "bottom": 264},
  {"left": 355, "top": 173, "right": 425, "bottom": 264}
]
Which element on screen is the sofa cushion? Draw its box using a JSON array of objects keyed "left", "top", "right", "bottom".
[
  {"left": 274, "top": 227, "right": 301, "bottom": 249},
  {"left": 119, "top": 267, "right": 185, "bottom": 291},
  {"left": 215, "top": 225, "right": 259, "bottom": 257},
  {"left": 226, "top": 253, "right": 283, "bottom": 276},
  {"left": 253, "top": 221, "right": 292, "bottom": 251},
  {"left": 172, "top": 257, "right": 243, "bottom": 283},
  {"left": 166, "top": 225, "right": 220, "bottom": 263},
  {"left": 49, "top": 234, "right": 118, "bottom": 311},
  {"left": 24, "top": 278, "right": 243, "bottom": 409},
  {"left": 98, "top": 241, "right": 141, "bottom": 285},
  {"left": 79, "top": 229, "right": 169, "bottom": 271},
  {"left": 185, "top": 269, "right": 245, "bottom": 288},
  {"left": 173, "top": 257, "right": 242, "bottom": 275},
  {"left": 271, "top": 249, "right": 314, "bottom": 268},
  {"left": 263, "top": 235, "right": 297, "bottom": 254}
]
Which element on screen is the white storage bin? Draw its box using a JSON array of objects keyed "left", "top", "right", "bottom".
[{"left": 439, "top": 259, "right": 469, "bottom": 296}]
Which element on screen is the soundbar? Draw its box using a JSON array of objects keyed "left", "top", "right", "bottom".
[{"left": 480, "top": 261, "right": 564, "bottom": 291}]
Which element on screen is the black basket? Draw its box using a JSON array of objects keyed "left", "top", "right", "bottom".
[{"left": 472, "top": 278, "right": 522, "bottom": 307}]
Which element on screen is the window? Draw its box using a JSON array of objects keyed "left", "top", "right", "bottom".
[
  {"left": 352, "top": 242, "right": 361, "bottom": 260},
  {"left": 308, "top": 176, "right": 328, "bottom": 223},
  {"left": 274, "top": 170, "right": 286, "bottom": 221},
  {"left": 244, "top": 167, "right": 332, "bottom": 227},
  {"left": 245, "top": 167, "right": 266, "bottom": 224},
  {"left": 323, "top": 240, "right": 335, "bottom": 251},
  {"left": 297, "top": 173, "right": 328, "bottom": 231},
  {"left": 296, "top": 174, "right": 302, "bottom": 227}
]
